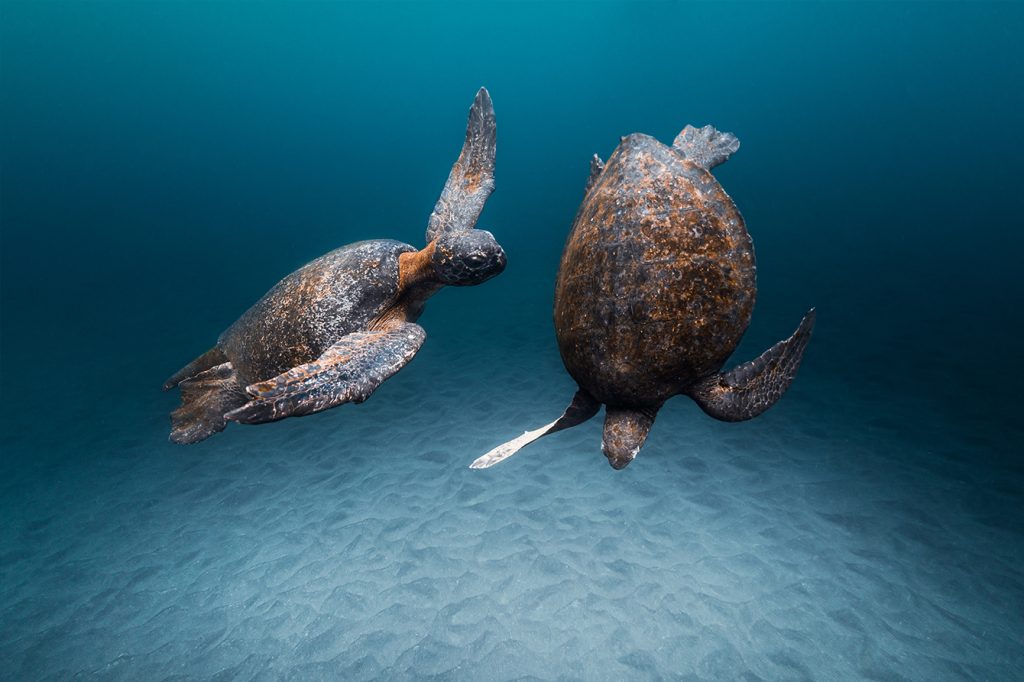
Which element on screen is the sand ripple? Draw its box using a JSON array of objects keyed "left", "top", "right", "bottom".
[{"left": 1, "top": 322, "right": 1022, "bottom": 679}]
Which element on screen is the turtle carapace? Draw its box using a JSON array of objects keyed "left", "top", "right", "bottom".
[{"left": 472, "top": 124, "right": 813, "bottom": 470}]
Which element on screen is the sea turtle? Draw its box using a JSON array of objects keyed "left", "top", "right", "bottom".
[
  {"left": 164, "top": 88, "right": 505, "bottom": 444},
  {"left": 472, "top": 123, "right": 814, "bottom": 470}
]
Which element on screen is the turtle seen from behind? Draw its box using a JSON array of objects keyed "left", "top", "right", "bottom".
[
  {"left": 165, "top": 88, "right": 505, "bottom": 444},
  {"left": 472, "top": 123, "right": 814, "bottom": 470}
]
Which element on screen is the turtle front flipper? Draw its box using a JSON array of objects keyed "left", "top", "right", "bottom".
[
  {"left": 469, "top": 389, "right": 600, "bottom": 469},
  {"left": 225, "top": 322, "right": 426, "bottom": 424},
  {"left": 425, "top": 87, "right": 496, "bottom": 243},
  {"left": 689, "top": 309, "right": 815, "bottom": 422}
]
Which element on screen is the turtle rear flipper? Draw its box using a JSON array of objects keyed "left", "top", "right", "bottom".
[
  {"left": 672, "top": 124, "right": 740, "bottom": 170},
  {"left": 470, "top": 389, "right": 600, "bottom": 469},
  {"left": 170, "top": 362, "right": 246, "bottom": 444},
  {"left": 225, "top": 322, "right": 426, "bottom": 424},
  {"left": 689, "top": 309, "right": 815, "bottom": 422}
]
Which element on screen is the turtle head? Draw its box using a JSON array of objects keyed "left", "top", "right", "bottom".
[{"left": 431, "top": 230, "right": 506, "bottom": 286}]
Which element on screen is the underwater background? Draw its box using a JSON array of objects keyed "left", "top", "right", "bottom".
[{"left": 2, "top": 1, "right": 1022, "bottom": 679}]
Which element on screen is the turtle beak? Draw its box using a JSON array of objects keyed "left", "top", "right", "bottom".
[
  {"left": 601, "top": 440, "right": 638, "bottom": 469},
  {"left": 475, "top": 231, "right": 506, "bottom": 283},
  {"left": 495, "top": 245, "right": 507, "bottom": 273},
  {"left": 605, "top": 451, "right": 636, "bottom": 470},
  {"left": 476, "top": 247, "right": 505, "bottom": 285}
]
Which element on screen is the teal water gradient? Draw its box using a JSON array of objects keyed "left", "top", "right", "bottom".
[
  {"left": 3, "top": 2, "right": 1022, "bottom": 417},
  {"left": 2, "top": 2, "right": 1022, "bottom": 678}
]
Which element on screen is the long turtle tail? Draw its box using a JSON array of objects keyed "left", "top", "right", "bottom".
[
  {"left": 163, "top": 347, "right": 229, "bottom": 391},
  {"left": 689, "top": 309, "right": 815, "bottom": 422},
  {"left": 470, "top": 389, "right": 600, "bottom": 469},
  {"left": 169, "top": 362, "right": 247, "bottom": 444}
]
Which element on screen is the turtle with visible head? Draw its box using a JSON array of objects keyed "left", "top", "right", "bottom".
[
  {"left": 471, "top": 123, "right": 814, "bottom": 470},
  {"left": 164, "top": 88, "right": 505, "bottom": 444}
]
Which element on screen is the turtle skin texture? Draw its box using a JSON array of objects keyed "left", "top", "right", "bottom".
[{"left": 554, "top": 133, "right": 755, "bottom": 409}]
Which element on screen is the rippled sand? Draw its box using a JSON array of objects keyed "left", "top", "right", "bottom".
[{"left": 1, "top": 314, "right": 1022, "bottom": 680}]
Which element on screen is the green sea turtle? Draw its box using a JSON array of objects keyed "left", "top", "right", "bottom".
[
  {"left": 472, "top": 123, "right": 814, "bottom": 470},
  {"left": 165, "top": 88, "right": 505, "bottom": 444}
]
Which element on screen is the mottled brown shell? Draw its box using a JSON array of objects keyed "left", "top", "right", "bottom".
[
  {"left": 219, "top": 239, "right": 414, "bottom": 386},
  {"left": 554, "top": 133, "right": 756, "bottom": 408}
]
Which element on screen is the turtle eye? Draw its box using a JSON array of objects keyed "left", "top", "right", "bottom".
[{"left": 467, "top": 253, "right": 487, "bottom": 266}]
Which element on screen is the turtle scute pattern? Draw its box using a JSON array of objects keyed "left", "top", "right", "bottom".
[
  {"left": 555, "top": 133, "right": 755, "bottom": 406},
  {"left": 219, "top": 240, "right": 414, "bottom": 386}
]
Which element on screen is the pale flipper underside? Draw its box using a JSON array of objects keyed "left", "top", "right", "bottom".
[{"left": 470, "top": 389, "right": 600, "bottom": 469}]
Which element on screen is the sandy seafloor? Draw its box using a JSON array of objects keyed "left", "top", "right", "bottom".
[{"left": 2, "top": 287, "right": 1022, "bottom": 681}]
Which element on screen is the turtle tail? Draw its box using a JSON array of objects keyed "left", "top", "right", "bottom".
[
  {"left": 689, "top": 309, "right": 815, "bottom": 422},
  {"left": 163, "top": 347, "right": 229, "bottom": 391},
  {"left": 169, "top": 362, "right": 247, "bottom": 444}
]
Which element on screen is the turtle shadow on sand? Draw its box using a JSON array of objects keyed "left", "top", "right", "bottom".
[
  {"left": 472, "top": 124, "right": 815, "bottom": 471},
  {"left": 164, "top": 88, "right": 505, "bottom": 444}
]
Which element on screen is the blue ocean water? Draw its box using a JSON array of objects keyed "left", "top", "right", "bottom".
[{"left": 2, "top": 1, "right": 1022, "bottom": 679}]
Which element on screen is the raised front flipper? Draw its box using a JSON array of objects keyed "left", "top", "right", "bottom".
[
  {"left": 224, "top": 322, "right": 426, "bottom": 424},
  {"left": 469, "top": 389, "right": 600, "bottom": 469},
  {"left": 689, "top": 309, "right": 815, "bottom": 422},
  {"left": 425, "top": 87, "right": 496, "bottom": 243}
]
